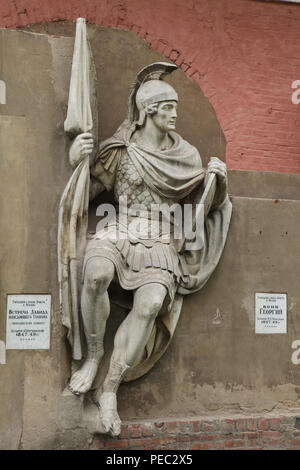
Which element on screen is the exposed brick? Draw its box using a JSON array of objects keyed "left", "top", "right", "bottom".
[
  {"left": 219, "top": 433, "right": 241, "bottom": 440},
  {"left": 119, "top": 425, "right": 129, "bottom": 439},
  {"left": 130, "top": 424, "right": 142, "bottom": 438},
  {"left": 233, "top": 439, "right": 246, "bottom": 448},
  {"left": 247, "top": 419, "right": 257, "bottom": 431},
  {"left": 141, "top": 423, "right": 153, "bottom": 437},
  {"left": 104, "top": 439, "right": 129, "bottom": 449},
  {"left": 265, "top": 439, "right": 280, "bottom": 448},
  {"left": 129, "top": 438, "right": 153, "bottom": 448},
  {"left": 261, "top": 431, "right": 281, "bottom": 439},
  {"left": 158, "top": 436, "right": 177, "bottom": 445},
  {"left": 215, "top": 441, "right": 225, "bottom": 449},
  {"left": 178, "top": 442, "right": 193, "bottom": 451},
  {"left": 192, "top": 421, "right": 201, "bottom": 433},
  {"left": 150, "top": 438, "right": 162, "bottom": 446},
  {"left": 201, "top": 422, "right": 215, "bottom": 432},
  {"left": 177, "top": 435, "right": 190, "bottom": 443},
  {"left": 235, "top": 419, "right": 247, "bottom": 432},
  {"left": 247, "top": 439, "right": 258, "bottom": 448},
  {"left": 269, "top": 418, "right": 280, "bottom": 431},
  {"left": 198, "top": 434, "right": 217, "bottom": 442},
  {"left": 178, "top": 421, "right": 193, "bottom": 434},
  {"left": 192, "top": 442, "right": 211, "bottom": 450},
  {"left": 86, "top": 415, "right": 300, "bottom": 450},
  {"left": 225, "top": 440, "right": 234, "bottom": 448},
  {"left": 258, "top": 419, "right": 269, "bottom": 431},
  {"left": 166, "top": 421, "right": 177, "bottom": 432},
  {"left": 162, "top": 443, "right": 177, "bottom": 450}
]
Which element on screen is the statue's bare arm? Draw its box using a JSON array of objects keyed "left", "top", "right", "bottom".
[{"left": 69, "top": 132, "right": 105, "bottom": 200}]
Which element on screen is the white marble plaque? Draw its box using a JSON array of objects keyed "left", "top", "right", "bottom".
[
  {"left": 6, "top": 294, "right": 51, "bottom": 349},
  {"left": 255, "top": 293, "right": 287, "bottom": 334}
]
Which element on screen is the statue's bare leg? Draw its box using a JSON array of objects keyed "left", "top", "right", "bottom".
[
  {"left": 69, "top": 258, "right": 115, "bottom": 395},
  {"left": 97, "top": 283, "right": 167, "bottom": 436}
]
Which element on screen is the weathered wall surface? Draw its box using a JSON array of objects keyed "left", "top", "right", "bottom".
[
  {"left": 119, "top": 195, "right": 300, "bottom": 420},
  {"left": 0, "top": 115, "right": 27, "bottom": 449},
  {"left": 1, "top": 25, "right": 300, "bottom": 449},
  {"left": 1, "top": 0, "right": 300, "bottom": 173},
  {"left": 0, "top": 28, "right": 71, "bottom": 449}
]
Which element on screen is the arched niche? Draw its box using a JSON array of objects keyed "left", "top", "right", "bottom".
[
  {"left": 25, "top": 22, "right": 225, "bottom": 235},
  {"left": 25, "top": 21, "right": 226, "bottom": 165}
]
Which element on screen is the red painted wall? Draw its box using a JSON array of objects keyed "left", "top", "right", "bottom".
[{"left": 1, "top": 0, "right": 300, "bottom": 174}]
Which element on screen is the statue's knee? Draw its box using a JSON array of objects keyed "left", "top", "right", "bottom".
[
  {"left": 84, "top": 259, "right": 114, "bottom": 292},
  {"left": 86, "top": 272, "right": 111, "bottom": 293},
  {"left": 151, "top": 296, "right": 164, "bottom": 313},
  {"left": 136, "top": 294, "right": 165, "bottom": 321}
]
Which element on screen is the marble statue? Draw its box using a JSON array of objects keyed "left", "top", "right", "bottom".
[{"left": 58, "top": 19, "right": 232, "bottom": 437}]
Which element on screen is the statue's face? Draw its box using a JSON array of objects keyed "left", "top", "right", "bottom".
[{"left": 151, "top": 100, "right": 178, "bottom": 132}]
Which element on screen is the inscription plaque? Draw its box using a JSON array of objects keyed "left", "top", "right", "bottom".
[
  {"left": 6, "top": 294, "right": 51, "bottom": 349},
  {"left": 255, "top": 292, "right": 287, "bottom": 334}
]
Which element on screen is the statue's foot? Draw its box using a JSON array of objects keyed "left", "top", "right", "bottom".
[
  {"left": 69, "top": 358, "right": 100, "bottom": 395},
  {"left": 98, "top": 392, "right": 121, "bottom": 437}
]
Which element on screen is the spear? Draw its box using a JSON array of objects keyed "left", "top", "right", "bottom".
[{"left": 58, "top": 18, "right": 97, "bottom": 360}]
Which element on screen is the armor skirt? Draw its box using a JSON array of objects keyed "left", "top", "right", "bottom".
[{"left": 82, "top": 222, "right": 190, "bottom": 307}]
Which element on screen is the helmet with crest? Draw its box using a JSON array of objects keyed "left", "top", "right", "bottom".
[{"left": 127, "top": 62, "right": 178, "bottom": 126}]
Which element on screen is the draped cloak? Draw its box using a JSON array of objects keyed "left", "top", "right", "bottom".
[{"left": 60, "top": 120, "right": 232, "bottom": 382}]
